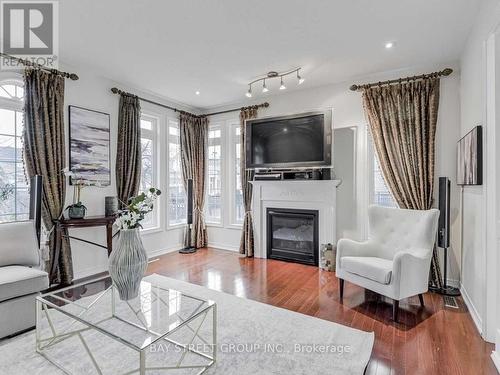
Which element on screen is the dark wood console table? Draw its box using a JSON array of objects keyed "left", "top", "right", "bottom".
[{"left": 56, "top": 215, "right": 117, "bottom": 256}]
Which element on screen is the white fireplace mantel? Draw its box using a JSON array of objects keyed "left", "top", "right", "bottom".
[{"left": 251, "top": 180, "right": 341, "bottom": 261}]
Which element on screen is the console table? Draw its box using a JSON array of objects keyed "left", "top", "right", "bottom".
[{"left": 55, "top": 215, "right": 116, "bottom": 256}]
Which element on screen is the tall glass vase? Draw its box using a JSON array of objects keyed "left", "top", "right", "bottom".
[{"left": 108, "top": 228, "right": 148, "bottom": 300}]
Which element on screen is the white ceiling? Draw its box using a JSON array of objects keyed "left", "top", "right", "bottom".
[{"left": 59, "top": 0, "right": 480, "bottom": 109}]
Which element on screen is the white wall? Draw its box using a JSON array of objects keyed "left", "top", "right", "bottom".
[
  {"left": 459, "top": 0, "right": 500, "bottom": 343},
  {"left": 204, "top": 67, "right": 462, "bottom": 285},
  {"left": 60, "top": 63, "right": 199, "bottom": 279}
]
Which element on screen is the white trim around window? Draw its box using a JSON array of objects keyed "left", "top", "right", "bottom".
[
  {"left": 205, "top": 122, "right": 224, "bottom": 226},
  {"left": 139, "top": 113, "right": 161, "bottom": 232},
  {"left": 203, "top": 116, "right": 243, "bottom": 230},
  {"left": 166, "top": 117, "right": 187, "bottom": 229},
  {"left": 228, "top": 120, "right": 244, "bottom": 228},
  {"left": 0, "top": 75, "right": 28, "bottom": 224}
]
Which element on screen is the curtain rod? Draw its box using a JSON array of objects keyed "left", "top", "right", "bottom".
[
  {"left": 204, "top": 102, "right": 269, "bottom": 116},
  {"left": 111, "top": 87, "right": 269, "bottom": 117},
  {"left": 0, "top": 52, "right": 79, "bottom": 80},
  {"left": 349, "top": 68, "right": 453, "bottom": 91}
]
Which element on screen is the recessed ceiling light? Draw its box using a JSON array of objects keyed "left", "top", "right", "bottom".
[
  {"left": 195, "top": 91, "right": 200, "bottom": 95},
  {"left": 385, "top": 42, "right": 394, "bottom": 49}
]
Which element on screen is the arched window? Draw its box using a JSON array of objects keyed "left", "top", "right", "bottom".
[{"left": 0, "top": 77, "right": 28, "bottom": 223}]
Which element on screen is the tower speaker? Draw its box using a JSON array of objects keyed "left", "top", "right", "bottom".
[
  {"left": 179, "top": 178, "right": 196, "bottom": 254},
  {"left": 433, "top": 177, "right": 460, "bottom": 296},
  {"left": 438, "top": 177, "right": 450, "bottom": 248},
  {"left": 186, "top": 178, "right": 193, "bottom": 225},
  {"left": 29, "top": 175, "right": 42, "bottom": 248}
]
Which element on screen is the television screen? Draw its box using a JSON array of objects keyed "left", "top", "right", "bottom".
[
  {"left": 246, "top": 112, "right": 331, "bottom": 169},
  {"left": 457, "top": 125, "right": 482, "bottom": 185}
]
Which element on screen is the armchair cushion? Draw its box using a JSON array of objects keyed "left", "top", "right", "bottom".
[
  {"left": 0, "top": 266, "right": 48, "bottom": 302},
  {"left": 341, "top": 256, "right": 393, "bottom": 285}
]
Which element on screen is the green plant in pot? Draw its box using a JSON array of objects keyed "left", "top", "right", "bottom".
[{"left": 63, "top": 168, "right": 102, "bottom": 219}]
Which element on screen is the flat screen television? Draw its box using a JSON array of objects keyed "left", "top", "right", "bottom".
[
  {"left": 245, "top": 110, "right": 332, "bottom": 169},
  {"left": 457, "top": 125, "right": 482, "bottom": 185}
]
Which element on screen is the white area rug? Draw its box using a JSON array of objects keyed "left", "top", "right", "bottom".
[{"left": 0, "top": 274, "right": 374, "bottom": 374}]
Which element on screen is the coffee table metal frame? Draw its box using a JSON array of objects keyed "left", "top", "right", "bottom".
[{"left": 35, "top": 275, "right": 217, "bottom": 375}]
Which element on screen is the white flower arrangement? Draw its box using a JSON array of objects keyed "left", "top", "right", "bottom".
[{"left": 115, "top": 188, "right": 161, "bottom": 230}]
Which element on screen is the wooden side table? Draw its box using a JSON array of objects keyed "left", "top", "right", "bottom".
[{"left": 56, "top": 215, "right": 117, "bottom": 256}]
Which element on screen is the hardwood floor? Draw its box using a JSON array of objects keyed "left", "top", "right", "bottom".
[{"left": 146, "top": 247, "right": 496, "bottom": 375}]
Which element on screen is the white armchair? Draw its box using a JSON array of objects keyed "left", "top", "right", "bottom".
[{"left": 336, "top": 205, "right": 440, "bottom": 322}]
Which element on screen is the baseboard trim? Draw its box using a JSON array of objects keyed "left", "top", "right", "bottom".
[
  {"left": 148, "top": 244, "right": 183, "bottom": 259},
  {"left": 207, "top": 242, "right": 239, "bottom": 252},
  {"left": 73, "top": 244, "right": 183, "bottom": 280},
  {"left": 491, "top": 351, "right": 500, "bottom": 373},
  {"left": 445, "top": 278, "right": 460, "bottom": 288},
  {"left": 460, "top": 283, "right": 483, "bottom": 337}
]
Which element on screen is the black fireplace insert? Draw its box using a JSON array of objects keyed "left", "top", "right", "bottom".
[{"left": 266, "top": 208, "right": 319, "bottom": 266}]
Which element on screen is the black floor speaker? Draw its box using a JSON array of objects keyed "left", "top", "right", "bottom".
[
  {"left": 29, "top": 175, "right": 42, "bottom": 248},
  {"left": 431, "top": 177, "right": 460, "bottom": 296},
  {"left": 179, "top": 178, "right": 197, "bottom": 254}
]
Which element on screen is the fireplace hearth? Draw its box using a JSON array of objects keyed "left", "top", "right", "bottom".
[{"left": 266, "top": 208, "right": 319, "bottom": 266}]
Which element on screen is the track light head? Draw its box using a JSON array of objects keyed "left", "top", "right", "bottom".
[
  {"left": 279, "top": 77, "right": 286, "bottom": 90},
  {"left": 297, "top": 70, "right": 305, "bottom": 85},
  {"left": 262, "top": 80, "right": 268, "bottom": 93}
]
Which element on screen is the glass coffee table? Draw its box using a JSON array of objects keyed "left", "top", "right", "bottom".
[{"left": 36, "top": 275, "right": 217, "bottom": 374}]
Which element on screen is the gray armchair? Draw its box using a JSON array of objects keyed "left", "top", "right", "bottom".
[{"left": 0, "top": 220, "right": 49, "bottom": 338}]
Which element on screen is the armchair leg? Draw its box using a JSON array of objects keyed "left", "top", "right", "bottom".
[
  {"left": 393, "top": 300, "right": 399, "bottom": 322},
  {"left": 339, "top": 279, "right": 344, "bottom": 301},
  {"left": 418, "top": 294, "right": 424, "bottom": 307}
]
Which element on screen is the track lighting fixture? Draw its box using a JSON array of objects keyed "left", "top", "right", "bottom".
[{"left": 245, "top": 68, "right": 304, "bottom": 97}]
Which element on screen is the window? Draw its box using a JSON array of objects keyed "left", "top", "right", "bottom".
[
  {"left": 0, "top": 80, "right": 28, "bottom": 223},
  {"left": 139, "top": 115, "right": 159, "bottom": 229},
  {"left": 168, "top": 119, "right": 186, "bottom": 226},
  {"left": 232, "top": 125, "right": 244, "bottom": 225},
  {"left": 206, "top": 125, "right": 222, "bottom": 223},
  {"left": 372, "top": 156, "right": 397, "bottom": 207},
  {"left": 368, "top": 128, "right": 397, "bottom": 208}
]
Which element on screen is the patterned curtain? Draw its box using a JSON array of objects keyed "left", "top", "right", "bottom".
[
  {"left": 116, "top": 94, "right": 141, "bottom": 207},
  {"left": 180, "top": 113, "right": 208, "bottom": 248},
  {"left": 239, "top": 107, "right": 258, "bottom": 257},
  {"left": 23, "top": 69, "right": 73, "bottom": 285},
  {"left": 362, "top": 77, "right": 443, "bottom": 288}
]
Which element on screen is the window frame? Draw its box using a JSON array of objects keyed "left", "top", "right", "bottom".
[
  {"left": 228, "top": 121, "right": 244, "bottom": 228},
  {"left": 139, "top": 113, "right": 161, "bottom": 232},
  {"left": 166, "top": 117, "right": 187, "bottom": 229},
  {"left": 0, "top": 76, "right": 28, "bottom": 224},
  {"left": 205, "top": 122, "right": 224, "bottom": 226}
]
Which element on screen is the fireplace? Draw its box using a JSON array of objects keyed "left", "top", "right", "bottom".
[{"left": 266, "top": 208, "right": 319, "bottom": 266}]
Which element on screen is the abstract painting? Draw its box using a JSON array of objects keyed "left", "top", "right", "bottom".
[
  {"left": 457, "top": 125, "right": 482, "bottom": 186},
  {"left": 69, "top": 106, "right": 111, "bottom": 185}
]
